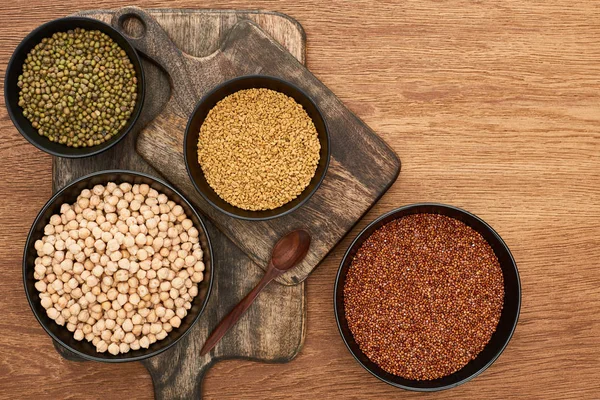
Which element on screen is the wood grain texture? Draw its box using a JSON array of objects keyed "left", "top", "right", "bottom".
[
  {"left": 126, "top": 6, "right": 400, "bottom": 285},
  {"left": 1, "top": 0, "right": 599, "bottom": 399},
  {"left": 46, "top": 8, "right": 307, "bottom": 399}
]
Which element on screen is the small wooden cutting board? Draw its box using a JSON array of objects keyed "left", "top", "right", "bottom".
[{"left": 116, "top": 7, "right": 401, "bottom": 285}]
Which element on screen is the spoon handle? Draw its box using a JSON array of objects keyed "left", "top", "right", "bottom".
[{"left": 200, "top": 264, "right": 281, "bottom": 356}]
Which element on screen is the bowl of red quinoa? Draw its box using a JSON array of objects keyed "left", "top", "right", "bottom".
[{"left": 334, "top": 203, "right": 521, "bottom": 391}]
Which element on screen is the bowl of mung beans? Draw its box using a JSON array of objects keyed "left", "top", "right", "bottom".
[
  {"left": 184, "top": 75, "right": 330, "bottom": 221},
  {"left": 23, "top": 170, "right": 213, "bottom": 362},
  {"left": 334, "top": 203, "right": 521, "bottom": 391},
  {"left": 5, "top": 17, "right": 145, "bottom": 158}
]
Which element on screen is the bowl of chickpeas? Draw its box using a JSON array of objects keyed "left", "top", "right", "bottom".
[{"left": 23, "top": 170, "right": 213, "bottom": 362}]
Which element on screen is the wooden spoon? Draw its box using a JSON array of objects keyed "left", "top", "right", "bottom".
[{"left": 200, "top": 229, "right": 311, "bottom": 356}]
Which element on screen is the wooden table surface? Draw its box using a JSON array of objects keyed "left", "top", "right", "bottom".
[{"left": 1, "top": 1, "right": 598, "bottom": 398}]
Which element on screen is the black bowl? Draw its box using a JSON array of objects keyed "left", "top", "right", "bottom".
[
  {"left": 184, "top": 75, "right": 330, "bottom": 221},
  {"left": 23, "top": 170, "right": 213, "bottom": 362},
  {"left": 4, "top": 17, "right": 145, "bottom": 158},
  {"left": 334, "top": 203, "right": 521, "bottom": 391}
]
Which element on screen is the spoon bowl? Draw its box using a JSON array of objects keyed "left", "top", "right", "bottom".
[{"left": 272, "top": 230, "right": 311, "bottom": 271}]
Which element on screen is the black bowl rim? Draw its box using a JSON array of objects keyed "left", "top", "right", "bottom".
[
  {"left": 333, "top": 203, "right": 522, "bottom": 391},
  {"left": 22, "top": 169, "right": 214, "bottom": 362},
  {"left": 183, "top": 74, "right": 331, "bottom": 221},
  {"left": 4, "top": 16, "right": 146, "bottom": 159}
]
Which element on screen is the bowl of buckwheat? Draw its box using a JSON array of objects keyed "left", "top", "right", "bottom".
[
  {"left": 23, "top": 170, "right": 213, "bottom": 362},
  {"left": 184, "top": 75, "right": 330, "bottom": 221}
]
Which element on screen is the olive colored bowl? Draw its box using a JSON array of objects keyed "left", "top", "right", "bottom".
[
  {"left": 4, "top": 17, "right": 145, "bottom": 158},
  {"left": 334, "top": 203, "right": 521, "bottom": 391},
  {"left": 23, "top": 170, "right": 213, "bottom": 362},
  {"left": 183, "top": 75, "right": 330, "bottom": 221}
]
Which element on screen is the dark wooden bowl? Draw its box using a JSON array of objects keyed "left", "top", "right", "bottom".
[
  {"left": 4, "top": 17, "right": 145, "bottom": 158},
  {"left": 183, "top": 75, "right": 330, "bottom": 221},
  {"left": 23, "top": 170, "right": 213, "bottom": 362},
  {"left": 334, "top": 203, "right": 521, "bottom": 391}
]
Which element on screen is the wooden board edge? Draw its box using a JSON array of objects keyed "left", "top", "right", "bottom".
[{"left": 76, "top": 8, "right": 307, "bottom": 65}]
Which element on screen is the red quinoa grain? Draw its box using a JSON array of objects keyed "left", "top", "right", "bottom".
[{"left": 344, "top": 213, "right": 504, "bottom": 380}]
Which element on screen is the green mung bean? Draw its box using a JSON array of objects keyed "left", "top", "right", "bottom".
[{"left": 17, "top": 28, "right": 137, "bottom": 147}]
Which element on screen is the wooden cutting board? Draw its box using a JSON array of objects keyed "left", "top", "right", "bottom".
[
  {"left": 119, "top": 7, "right": 401, "bottom": 285},
  {"left": 52, "top": 8, "right": 306, "bottom": 399}
]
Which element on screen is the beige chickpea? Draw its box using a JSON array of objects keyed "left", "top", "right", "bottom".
[
  {"left": 111, "top": 300, "right": 122, "bottom": 311},
  {"left": 159, "top": 309, "right": 174, "bottom": 322},
  {"left": 100, "top": 231, "right": 112, "bottom": 243},
  {"left": 47, "top": 308, "right": 61, "bottom": 321},
  {"left": 171, "top": 277, "right": 185, "bottom": 290},
  {"left": 123, "top": 234, "right": 136, "bottom": 249},
  {"left": 73, "top": 329, "right": 84, "bottom": 341},
  {"left": 91, "top": 265, "right": 103, "bottom": 278},
  {"left": 128, "top": 292, "right": 141, "bottom": 305},
  {"left": 35, "top": 281, "right": 47, "bottom": 292},
  {"left": 130, "top": 199, "right": 142, "bottom": 212},
  {"left": 150, "top": 323, "right": 162, "bottom": 334},
  {"left": 106, "top": 238, "right": 120, "bottom": 252},
  {"left": 131, "top": 313, "right": 143, "bottom": 325},
  {"left": 86, "top": 275, "right": 99, "bottom": 287},
  {"left": 136, "top": 308, "right": 150, "bottom": 321},
  {"left": 191, "top": 272, "right": 204, "bottom": 283},
  {"left": 149, "top": 258, "right": 161, "bottom": 271},
  {"left": 134, "top": 233, "right": 146, "bottom": 247},
  {"left": 42, "top": 242, "right": 54, "bottom": 256},
  {"left": 176, "top": 306, "right": 186, "bottom": 319},
  {"left": 156, "top": 330, "right": 168, "bottom": 341},
  {"left": 122, "top": 318, "right": 133, "bottom": 332},
  {"left": 99, "top": 330, "right": 111, "bottom": 342},
  {"left": 168, "top": 288, "right": 179, "bottom": 300},
  {"left": 137, "top": 249, "right": 148, "bottom": 261},
  {"left": 119, "top": 182, "right": 132, "bottom": 193},
  {"left": 96, "top": 340, "right": 108, "bottom": 353},
  {"left": 162, "top": 298, "right": 174, "bottom": 310},
  {"left": 67, "top": 220, "right": 79, "bottom": 231},
  {"left": 137, "top": 285, "right": 149, "bottom": 297},
  {"left": 108, "top": 343, "right": 120, "bottom": 355},
  {"left": 158, "top": 291, "right": 169, "bottom": 303},
  {"left": 44, "top": 224, "right": 55, "bottom": 235},
  {"left": 194, "top": 261, "right": 205, "bottom": 272},
  {"left": 114, "top": 269, "right": 128, "bottom": 283},
  {"left": 104, "top": 318, "right": 116, "bottom": 330},
  {"left": 41, "top": 296, "right": 53, "bottom": 309},
  {"left": 105, "top": 261, "right": 117, "bottom": 274},
  {"left": 170, "top": 316, "right": 181, "bottom": 328},
  {"left": 117, "top": 293, "right": 128, "bottom": 306},
  {"left": 136, "top": 269, "right": 147, "bottom": 281},
  {"left": 139, "top": 336, "right": 150, "bottom": 349},
  {"left": 184, "top": 255, "right": 197, "bottom": 268},
  {"left": 99, "top": 221, "right": 111, "bottom": 232},
  {"left": 123, "top": 332, "right": 136, "bottom": 344}
]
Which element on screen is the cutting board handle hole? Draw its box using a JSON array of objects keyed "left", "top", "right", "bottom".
[{"left": 118, "top": 14, "right": 146, "bottom": 39}]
